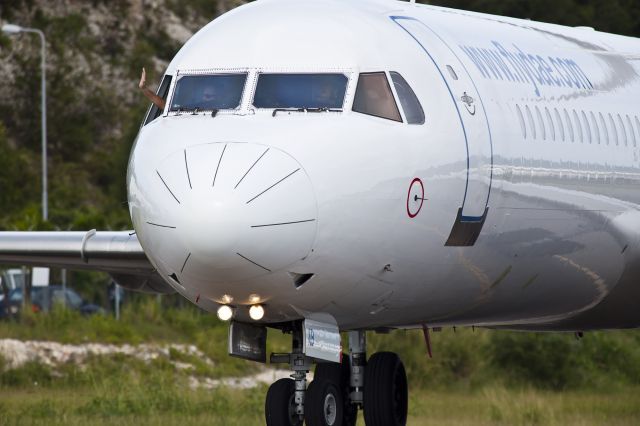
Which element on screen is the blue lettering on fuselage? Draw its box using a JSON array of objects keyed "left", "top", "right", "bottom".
[{"left": 459, "top": 41, "right": 593, "bottom": 96}]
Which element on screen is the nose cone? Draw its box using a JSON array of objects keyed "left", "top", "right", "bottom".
[{"left": 141, "top": 142, "right": 317, "bottom": 283}]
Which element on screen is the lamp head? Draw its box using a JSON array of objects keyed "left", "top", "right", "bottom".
[{"left": 2, "top": 24, "right": 23, "bottom": 34}]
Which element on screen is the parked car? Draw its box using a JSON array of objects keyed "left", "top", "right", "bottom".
[{"left": 0, "top": 285, "right": 104, "bottom": 318}]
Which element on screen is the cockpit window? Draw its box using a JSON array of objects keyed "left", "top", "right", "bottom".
[
  {"left": 390, "top": 72, "right": 425, "bottom": 125},
  {"left": 353, "top": 72, "right": 402, "bottom": 122},
  {"left": 144, "top": 75, "right": 172, "bottom": 125},
  {"left": 253, "top": 73, "right": 348, "bottom": 109},
  {"left": 169, "top": 74, "right": 247, "bottom": 112}
]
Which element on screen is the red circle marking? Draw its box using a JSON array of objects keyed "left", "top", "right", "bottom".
[{"left": 407, "top": 178, "right": 424, "bottom": 218}]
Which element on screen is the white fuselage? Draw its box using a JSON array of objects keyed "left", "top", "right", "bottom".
[{"left": 127, "top": 0, "right": 640, "bottom": 331}]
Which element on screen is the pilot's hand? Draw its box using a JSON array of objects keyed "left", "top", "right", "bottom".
[{"left": 139, "top": 67, "right": 147, "bottom": 89}]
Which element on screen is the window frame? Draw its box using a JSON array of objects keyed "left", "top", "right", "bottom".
[
  {"left": 599, "top": 112, "right": 608, "bottom": 145},
  {"left": 389, "top": 71, "right": 425, "bottom": 125},
  {"left": 608, "top": 113, "right": 618, "bottom": 146},
  {"left": 554, "top": 108, "right": 565, "bottom": 142},
  {"left": 572, "top": 109, "right": 583, "bottom": 143},
  {"left": 516, "top": 104, "right": 526, "bottom": 139},
  {"left": 143, "top": 75, "right": 173, "bottom": 126},
  {"left": 545, "top": 107, "right": 555, "bottom": 141},
  {"left": 564, "top": 109, "right": 574, "bottom": 143},
  {"left": 617, "top": 114, "right": 628, "bottom": 147},
  {"left": 535, "top": 106, "right": 546, "bottom": 141},
  {"left": 167, "top": 71, "right": 250, "bottom": 114},
  {"left": 581, "top": 110, "right": 591, "bottom": 145},
  {"left": 352, "top": 72, "right": 403, "bottom": 123},
  {"left": 526, "top": 106, "right": 536, "bottom": 140},
  {"left": 589, "top": 112, "right": 600, "bottom": 145},
  {"left": 626, "top": 115, "right": 636, "bottom": 148},
  {"left": 251, "top": 72, "right": 350, "bottom": 110}
]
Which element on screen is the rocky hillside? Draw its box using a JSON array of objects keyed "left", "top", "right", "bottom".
[{"left": 0, "top": 0, "right": 246, "bottom": 231}]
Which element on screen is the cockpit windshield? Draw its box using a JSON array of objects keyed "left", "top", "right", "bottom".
[
  {"left": 253, "top": 73, "right": 348, "bottom": 109},
  {"left": 169, "top": 74, "right": 247, "bottom": 112}
]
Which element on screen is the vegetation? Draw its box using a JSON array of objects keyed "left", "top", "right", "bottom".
[
  {"left": 0, "top": 385, "right": 639, "bottom": 425},
  {"left": 0, "top": 303, "right": 638, "bottom": 424},
  {"left": 428, "top": 0, "right": 640, "bottom": 37},
  {"left": 1, "top": 301, "right": 640, "bottom": 393}
]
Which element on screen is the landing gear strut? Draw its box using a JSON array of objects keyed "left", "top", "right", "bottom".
[
  {"left": 266, "top": 327, "right": 309, "bottom": 426},
  {"left": 264, "top": 326, "right": 408, "bottom": 426}
]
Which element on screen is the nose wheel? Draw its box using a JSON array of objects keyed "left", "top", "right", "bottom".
[
  {"left": 265, "top": 378, "right": 302, "bottom": 426},
  {"left": 265, "top": 327, "right": 408, "bottom": 426}
]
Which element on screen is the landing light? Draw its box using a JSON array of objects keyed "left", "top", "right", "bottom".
[
  {"left": 217, "top": 305, "right": 234, "bottom": 321},
  {"left": 249, "top": 304, "right": 265, "bottom": 321}
]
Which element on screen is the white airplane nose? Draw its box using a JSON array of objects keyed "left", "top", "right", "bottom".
[{"left": 143, "top": 142, "right": 317, "bottom": 284}]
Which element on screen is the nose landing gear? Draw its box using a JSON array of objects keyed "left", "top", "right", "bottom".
[{"left": 264, "top": 326, "right": 408, "bottom": 426}]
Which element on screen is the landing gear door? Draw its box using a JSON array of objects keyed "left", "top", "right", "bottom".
[
  {"left": 303, "top": 319, "right": 342, "bottom": 363},
  {"left": 393, "top": 17, "right": 493, "bottom": 243}
]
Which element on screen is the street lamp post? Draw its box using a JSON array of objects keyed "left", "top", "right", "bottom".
[{"left": 2, "top": 23, "right": 48, "bottom": 221}]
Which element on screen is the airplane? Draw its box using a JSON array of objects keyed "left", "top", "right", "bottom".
[{"left": 1, "top": 0, "right": 640, "bottom": 424}]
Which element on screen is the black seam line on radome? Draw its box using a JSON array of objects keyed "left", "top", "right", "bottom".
[
  {"left": 251, "top": 219, "right": 316, "bottom": 228},
  {"left": 146, "top": 222, "right": 177, "bottom": 229},
  {"left": 234, "top": 148, "right": 269, "bottom": 189},
  {"left": 236, "top": 252, "right": 271, "bottom": 272},
  {"left": 212, "top": 144, "right": 227, "bottom": 187},
  {"left": 156, "top": 170, "right": 181, "bottom": 204},
  {"left": 184, "top": 150, "right": 192, "bottom": 189},
  {"left": 246, "top": 168, "right": 300, "bottom": 204},
  {"left": 180, "top": 253, "right": 192, "bottom": 273}
]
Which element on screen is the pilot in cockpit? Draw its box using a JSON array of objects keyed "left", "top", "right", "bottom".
[{"left": 191, "top": 85, "right": 219, "bottom": 110}]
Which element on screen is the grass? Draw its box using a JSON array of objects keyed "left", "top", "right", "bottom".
[
  {"left": 0, "top": 301, "right": 639, "bottom": 424},
  {"left": 0, "top": 385, "right": 638, "bottom": 425}
]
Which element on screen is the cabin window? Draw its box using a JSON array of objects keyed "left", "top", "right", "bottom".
[
  {"left": 170, "top": 74, "right": 246, "bottom": 111},
  {"left": 617, "top": 114, "right": 628, "bottom": 146},
  {"left": 253, "top": 73, "right": 348, "bottom": 109},
  {"left": 516, "top": 105, "right": 526, "bottom": 139},
  {"left": 564, "top": 109, "right": 574, "bottom": 143},
  {"left": 144, "top": 75, "right": 172, "bottom": 125},
  {"left": 581, "top": 111, "right": 591, "bottom": 144},
  {"left": 608, "top": 114, "right": 618, "bottom": 145},
  {"left": 572, "top": 110, "right": 583, "bottom": 143},
  {"left": 545, "top": 107, "right": 555, "bottom": 141},
  {"left": 390, "top": 72, "right": 425, "bottom": 124},
  {"left": 535, "top": 106, "right": 546, "bottom": 140},
  {"left": 590, "top": 112, "right": 600, "bottom": 145},
  {"left": 626, "top": 115, "right": 636, "bottom": 147},
  {"left": 599, "top": 112, "right": 608, "bottom": 145},
  {"left": 353, "top": 72, "right": 402, "bottom": 122},
  {"left": 526, "top": 106, "right": 536, "bottom": 140},
  {"left": 554, "top": 108, "right": 565, "bottom": 142}
]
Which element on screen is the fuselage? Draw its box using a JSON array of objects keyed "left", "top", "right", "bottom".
[{"left": 127, "top": 0, "right": 640, "bottom": 331}]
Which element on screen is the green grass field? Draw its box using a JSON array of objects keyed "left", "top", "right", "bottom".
[
  {"left": 1, "top": 385, "right": 639, "bottom": 425},
  {"left": 0, "top": 300, "right": 639, "bottom": 425}
]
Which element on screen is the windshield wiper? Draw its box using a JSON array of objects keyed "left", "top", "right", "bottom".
[
  {"left": 172, "top": 107, "right": 220, "bottom": 117},
  {"left": 272, "top": 107, "right": 341, "bottom": 117}
]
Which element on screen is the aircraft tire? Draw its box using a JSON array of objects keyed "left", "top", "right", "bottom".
[
  {"left": 305, "top": 378, "right": 344, "bottom": 426},
  {"left": 363, "top": 352, "right": 408, "bottom": 426},
  {"left": 314, "top": 359, "right": 357, "bottom": 426},
  {"left": 265, "top": 378, "right": 301, "bottom": 426}
]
